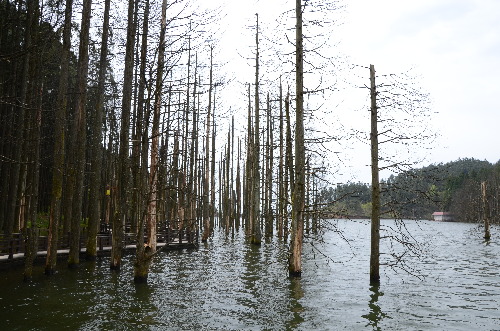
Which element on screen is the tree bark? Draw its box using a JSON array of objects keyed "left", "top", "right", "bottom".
[
  {"left": 24, "top": 1, "right": 42, "bottom": 279},
  {"left": 278, "top": 78, "right": 284, "bottom": 238},
  {"left": 134, "top": 0, "right": 166, "bottom": 282},
  {"left": 68, "top": 0, "right": 92, "bottom": 269},
  {"left": 45, "top": 0, "right": 74, "bottom": 276},
  {"left": 112, "top": 0, "right": 137, "bottom": 271},
  {"left": 289, "top": 0, "right": 305, "bottom": 277},
  {"left": 369, "top": 64, "right": 381, "bottom": 283},
  {"left": 481, "top": 181, "right": 491, "bottom": 240},
  {"left": 202, "top": 47, "right": 213, "bottom": 242},
  {"left": 250, "top": 14, "right": 262, "bottom": 245},
  {"left": 86, "top": 0, "right": 110, "bottom": 261}
]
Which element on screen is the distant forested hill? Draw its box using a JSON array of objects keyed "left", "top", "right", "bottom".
[{"left": 319, "top": 158, "right": 500, "bottom": 223}]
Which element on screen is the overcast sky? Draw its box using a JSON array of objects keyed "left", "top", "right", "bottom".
[
  {"left": 342, "top": 0, "right": 500, "bottom": 170},
  {"left": 210, "top": 0, "right": 500, "bottom": 183}
]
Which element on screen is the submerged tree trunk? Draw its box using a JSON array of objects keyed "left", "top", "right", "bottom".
[
  {"left": 46, "top": 0, "right": 74, "bottom": 276},
  {"left": 68, "top": 0, "right": 92, "bottom": 269},
  {"left": 278, "top": 78, "right": 284, "bottom": 238},
  {"left": 265, "top": 93, "right": 274, "bottom": 237},
  {"left": 87, "top": 0, "right": 110, "bottom": 261},
  {"left": 24, "top": 1, "right": 42, "bottom": 279},
  {"left": 134, "top": 0, "right": 166, "bottom": 283},
  {"left": 112, "top": 0, "right": 137, "bottom": 271},
  {"left": 250, "top": 14, "right": 262, "bottom": 245},
  {"left": 369, "top": 64, "right": 381, "bottom": 283},
  {"left": 481, "top": 181, "right": 491, "bottom": 241},
  {"left": 202, "top": 47, "right": 213, "bottom": 242},
  {"left": 289, "top": 0, "right": 305, "bottom": 277}
]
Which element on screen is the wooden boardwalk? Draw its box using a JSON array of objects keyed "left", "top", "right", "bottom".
[{"left": 0, "top": 227, "right": 198, "bottom": 263}]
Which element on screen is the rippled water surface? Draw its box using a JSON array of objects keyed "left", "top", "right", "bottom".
[{"left": 1, "top": 220, "right": 499, "bottom": 330}]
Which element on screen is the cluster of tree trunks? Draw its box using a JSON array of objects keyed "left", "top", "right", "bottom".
[{"left": 0, "top": 0, "right": 330, "bottom": 282}]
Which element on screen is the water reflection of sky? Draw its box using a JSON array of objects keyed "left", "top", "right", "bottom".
[{"left": 0, "top": 221, "right": 499, "bottom": 330}]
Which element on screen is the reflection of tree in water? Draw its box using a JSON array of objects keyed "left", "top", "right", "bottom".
[
  {"left": 362, "top": 284, "right": 391, "bottom": 330},
  {"left": 286, "top": 278, "right": 305, "bottom": 329}
]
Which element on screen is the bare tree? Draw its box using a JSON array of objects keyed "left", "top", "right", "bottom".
[
  {"left": 289, "top": 0, "right": 305, "bottom": 277},
  {"left": 45, "top": 0, "right": 74, "bottom": 276},
  {"left": 86, "top": 0, "right": 111, "bottom": 261},
  {"left": 68, "top": 0, "right": 92, "bottom": 269},
  {"left": 112, "top": 0, "right": 137, "bottom": 271},
  {"left": 369, "top": 64, "right": 380, "bottom": 283},
  {"left": 363, "top": 64, "right": 436, "bottom": 281}
]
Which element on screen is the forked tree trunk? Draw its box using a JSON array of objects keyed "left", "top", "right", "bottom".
[
  {"left": 131, "top": 0, "right": 150, "bottom": 238},
  {"left": 134, "top": 0, "right": 166, "bottom": 283}
]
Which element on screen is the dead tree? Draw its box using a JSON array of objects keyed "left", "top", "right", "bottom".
[
  {"left": 202, "top": 46, "right": 214, "bottom": 242},
  {"left": 45, "top": 0, "right": 74, "bottom": 275},
  {"left": 481, "top": 181, "right": 491, "bottom": 240},
  {"left": 86, "top": 0, "right": 111, "bottom": 261},
  {"left": 289, "top": 0, "right": 305, "bottom": 277},
  {"left": 112, "top": 0, "right": 137, "bottom": 271},
  {"left": 67, "top": 0, "right": 92, "bottom": 269},
  {"left": 369, "top": 64, "right": 381, "bottom": 283},
  {"left": 250, "top": 13, "right": 262, "bottom": 245}
]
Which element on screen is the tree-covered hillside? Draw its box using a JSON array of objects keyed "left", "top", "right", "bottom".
[{"left": 319, "top": 158, "right": 500, "bottom": 223}]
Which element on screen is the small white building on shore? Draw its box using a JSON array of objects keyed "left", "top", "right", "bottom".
[{"left": 431, "top": 211, "right": 454, "bottom": 222}]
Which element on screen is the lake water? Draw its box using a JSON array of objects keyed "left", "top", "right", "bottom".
[{"left": 0, "top": 219, "right": 499, "bottom": 330}]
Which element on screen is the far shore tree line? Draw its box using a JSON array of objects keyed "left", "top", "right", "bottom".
[{"left": 318, "top": 158, "right": 500, "bottom": 223}]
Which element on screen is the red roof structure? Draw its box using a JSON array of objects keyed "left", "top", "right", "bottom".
[{"left": 431, "top": 212, "right": 454, "bottom": 221}]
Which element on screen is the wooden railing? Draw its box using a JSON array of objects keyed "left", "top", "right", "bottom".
[{"left": 0, "top": 225, "right": 199, "bottom": 260}]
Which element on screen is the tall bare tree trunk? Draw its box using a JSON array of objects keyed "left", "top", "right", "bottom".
[
  {"left": 289, "top": 0, "right": 305, "bottom": 277},
  {"left": 244, "top": 83, "right": 253, "bottom": 234},
  {"left": 210, "top": 105, "right": 216, "bottom": 234},
  {"left": 250, "top": 14, "right": 262, "bottom": 245},
  {"left": 482, "top": 181, "right": 491, "bottom": 240},
  {"left": 68, "top": 0, "right": 92, "bottom": 269},
  {"left": 86, "top": 0, "right": 110, "bottom": 261},
  {"left": 236, "top": 138, "right": 242, "bottom": 228},
  {"left": 134, "top": 0, "right": 165, "bottom": 282},
  {"left": 265, "top": 93, "right": 274, "bottom": 237},
  {"left": 112, "top": 0, "right": 137, "bottom": 270},
  {"left": 24, "top": 1, "right": 42, "bottom": 280},
  {"left": 131, "top": 0, "right": 150, "bottom": 262},
  {"left": 202, "top": 47, "right": 213, "bottom": 242},
  {"left": 46, "top": 0, "right": 74, "bottom": 275},
  {"left": 369, "top": 64, "right": 381, "bottom": 283},
  {"left": 226, "top": 120, "right": 233, "bottom": 236},
  {"left": 284, "top": 92, "right": 293, "bottom": 241},
  {"left": 278, "top": 77, "right": 284, "bottom": 238}
]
